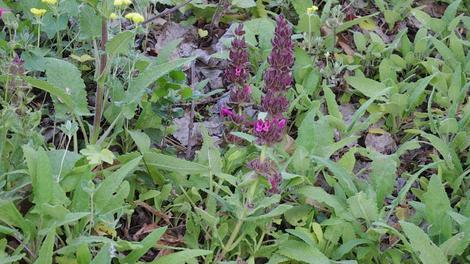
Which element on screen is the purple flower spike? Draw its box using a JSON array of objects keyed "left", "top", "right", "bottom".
[
  {"left": 254, "top": 118, "right": 285, "bottom": 145},
  {"left": 220, "top": 107, "right": 234, "bottom": 117},
  {"left": 225, "top": 24, "right": 250, "bottom": 89},
  {"left": 263, "top": 16, "right": 294, "bottom": 94}
]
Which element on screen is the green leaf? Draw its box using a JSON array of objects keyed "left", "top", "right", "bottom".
[
  {"left": 23, "top": 146, "right": 53, "bottom": 206},
  {"left": 407, "top": 75, "right": 435, "bottom": 111},
  {"left": 79, "top": 5, "right": 101, "bottom": 40},
  {"left": 144, "top": 152, "right": 208, "bottom": 174},
  {"left": 292, "top": 0, "right": 313, "bottom": 16},
  {"left": 149, "top": 249, "right": 212, "bottom": 264},
  {"left": 25, "top": 77, "right": 75, "bottom": 112},
  {"left": 277, "top": 240, "right": 330, "bottom": 264},
  {"left": 311, "top": 156, "right": 357, "bottom": 196},
  {"left": 197, "top": 127, "right": 222, "bottom": 175},
  {"left": 44, "top": 58, "right": 90, "bottom": 117},
  {"left": 231, "top": 0, "right": 256, "bottom": 8},
  {"left": 94, "top": 156, "right": 142, "bottom": 212},
  {"left": 370, "top": 156, "right": 397, "bottom": 207},
  {"left": 107, "top": 31, "right": 135, "bottom": 57},
  {"left": 34, "top": 229, "right": 56, "bottom": 264},
  {"left": 400, "top": 221, "right": 449, "bottom": 264},
  {"left": 124, "top": 57, "right": 195, "bottom": 116},
  {"left": 122, "top": 226, "right": 167, "bottom": 263},
  {"left": 80, "top": 145, "right": 116, "bottom": 165},
  {"left": 337, "top": 13, "right": 379, "bottom": 32},
  {"left": 0, "top": 201, "right": 34, "bottom": 238},
  {"left": 128, "top": 130, "right": 151, "bottom": 153},
  {"left": 347, "top": 192, "right": 378, "bottom": 224},
  {"left": 422, "top": 174, "right": 452, "bottom": 242},
  {"left": 345, "top": 75, "right": 387, "bottom": 98},
  {"left": 297, "top": 186, "right": 352, "bottom": 220},
  {"left": 90, "top": 243, "right": 112, "bottom": 264},
  {"left": 245, "top": 204, "right": 292, "bottom": 221}
]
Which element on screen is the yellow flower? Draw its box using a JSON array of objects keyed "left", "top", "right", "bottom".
[
  {"left": 306, "top": 5, "right": 318, "bottom": 16},
  {"left": 41, "top": 0, "right": 58, "bottom": 4},
  {"left": 125, "top": 12, "right": 144, "bottom": 24},
  {"left": 109, "top": 12, "right": 119, "bottom": 20},
  {"left": 30, "top": 8, "right": 47, "bottom": 17},
  {"left": 114, "top": 0, "right": 132, "bottom": 6}
]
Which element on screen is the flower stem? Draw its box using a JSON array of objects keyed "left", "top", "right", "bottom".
[
  {"left": 37, "top": 24, "right": 41, "bottom": 48},
  {"left": 91, "top": 18, "right": 108, "bottom": 144}
]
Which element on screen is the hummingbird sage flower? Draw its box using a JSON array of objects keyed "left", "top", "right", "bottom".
[
  {"left": 261, "top": 15, "right": 294, "bottom": 118},
  {"left": 247, "top": 16, "right": 294, "bottom": 193},
  {"left": 221, "top": 23, "right": 252, "bottom": 144}
]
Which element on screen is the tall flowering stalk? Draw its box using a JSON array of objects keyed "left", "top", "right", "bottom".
[
  {"left": 248, "top": 16, "right": 294, "bottom": 193},
  {"left": 221, "top": 24, "right": 252, "bottom": 143}
]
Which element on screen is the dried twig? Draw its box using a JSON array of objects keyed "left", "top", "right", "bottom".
[
  {"left": 126, "top": 0, "right": 194, "bottom": 30},
  {"left": 186, "top": 62, "right": 197, "bottom": 159}
]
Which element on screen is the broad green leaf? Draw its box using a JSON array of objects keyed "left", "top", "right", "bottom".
[
  {"left": 370, "top": 156, "right": 397, "bottom": 207},
  {"left": 439, "top": 232, "right": 469, "bottom": 257},
  {"left": 34, "top": 229, "right": 56, "bottom": 264},
  {"left": 400, "top": 221, "right": 449, "bottom": 264},
  {"left": 412, "top": 9, "right": 446, "bottom": 33},
  {"left": 44, "top": 58, "right": 90, "bottom": 117},
  {"left": 345, "top": 75, "right": 386, "bottom": 98},
  {"left": 197, "top": 127, "right": 222, "bottom": 175},
  {"left": 80, "top": 145, "right": 115, "bottom": 165},
  {"left": 407, "top": 75, "right": 434, "bottom": 111},
  {"left": 122, "top": 226, "right": 167, "bottom": 263},
  {"left": 149, "top": 249, "right": 212, "bottom": 264},
  {"left": 79, "top": 5, "right": 101, "bottom": 39},
  {"left": 323, "top": 86, "right": 342, "bottom": 119},
  {"left": 23, "top": 146, "right": 53, "bottom": 205},
  {"left": 286, "top": 227, "right": 317, "bottom": 247},
  {"left": 25, "top": 77, "right": 74, "bottom": 113},
  {"left": 128, "top": 130, "right": 151, "bottom": 153},
  {"left": 0, "top": 201, "right": 34, "bottom": 237},
  {"left": 144, "top": 152, "right": 208, "bottom": 174},
  {"left": 347, "top": 192, "right": 378, "bottom": 224},
  {"left": 291, "top": 0, "right": 313, "bottom": 16},
  {"left": 107, "top": 31, "right": 135, "bottom": 57},
  {"left": 422, "top": 175, "right": 452, "bottom": 242}
]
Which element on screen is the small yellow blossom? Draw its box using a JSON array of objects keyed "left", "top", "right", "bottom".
[
  {"left": 125, "top": 12, "right": 144, "bottom": 24},
  {"left": 114, "top": 0, "right": 132, "bottom": 7},
  {"left": 109, "top": 12, "right": 119, "bottom": 20},
  {"left": 41, "top": 0, "right": 58, "bottom": 4},
  {"left": 30, "top": 8, "right": 47, "bottom": 17},
  {"left": 306, "top": 5, "right": 318, "bottom": 16}
]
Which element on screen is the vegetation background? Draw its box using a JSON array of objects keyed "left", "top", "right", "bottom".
[{"left": 0, "top": 0, "right": 469, "bottom": 263}]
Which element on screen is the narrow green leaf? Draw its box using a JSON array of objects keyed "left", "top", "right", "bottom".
[
  {"left": 94, "top": 156, "right": 142, "bottom": 212},
  {"left": 34, "top": 229, "right": 56, "bottom": 264},
  {"left": 150, "top": 249, "right": 211, "bottom": 264},
  {"left": 144, "top": 152, "right": 208, "bottom": 174},
  {"left": 122, "top": 226, "right": 167, "bottom": 263},
  {"left": 345, "top": 75, "right": 386, "bottom": 98},
  {"left": 312, "top": 156, "right": 357, "bottom": 195}
]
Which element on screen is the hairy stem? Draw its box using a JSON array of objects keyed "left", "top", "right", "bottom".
[{"left": 91, "top": 18, "right": 108, "bottom": 144}]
